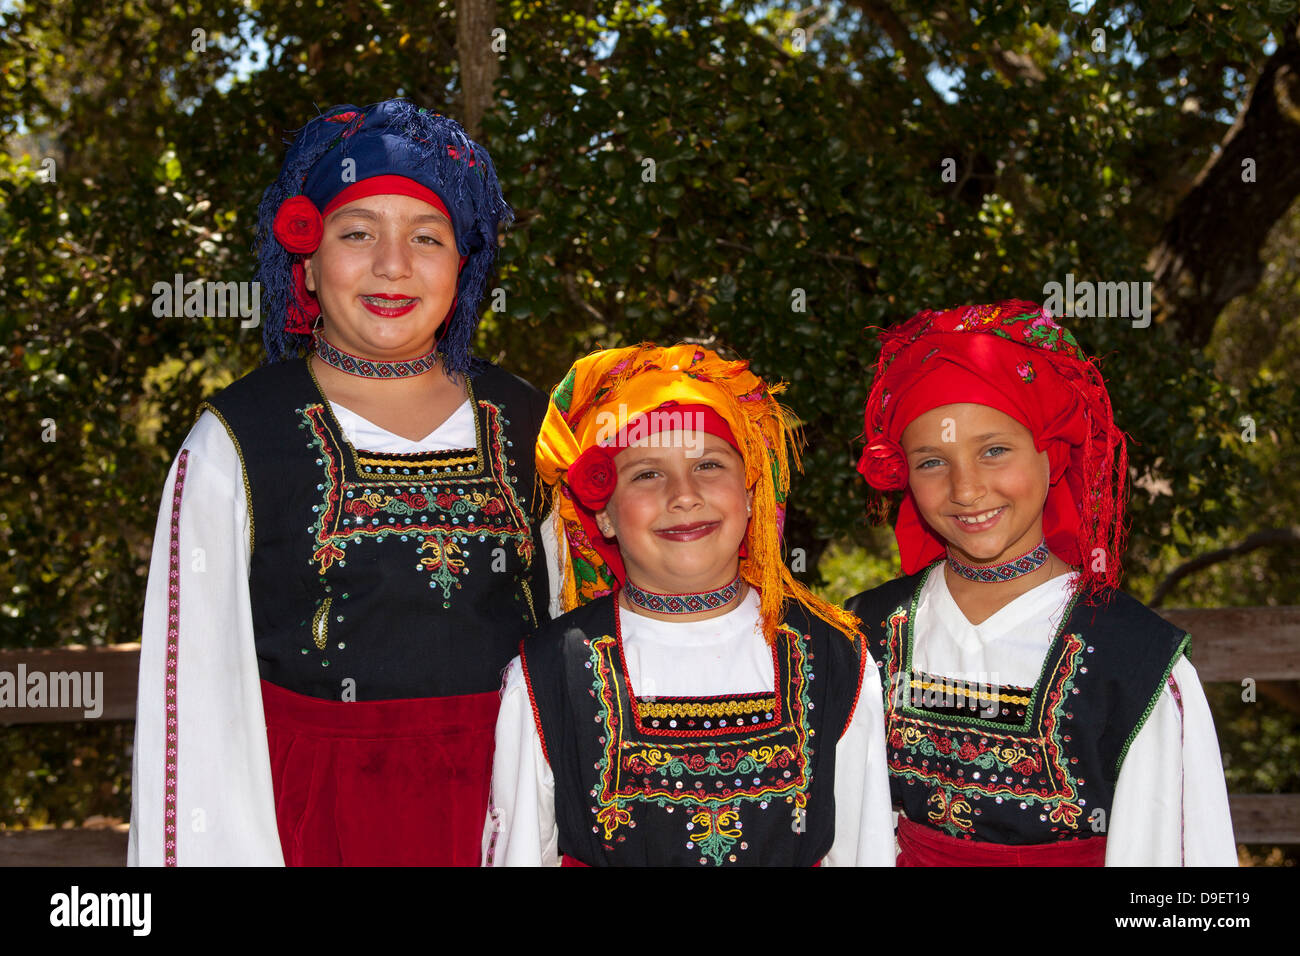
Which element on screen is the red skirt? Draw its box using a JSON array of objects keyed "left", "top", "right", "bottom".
[
  {"left": 261, "top": 679, "right": 499, "bottom": 866},
  {"left": 897, "top": 814, "right": 1106, "bottom": 867}
]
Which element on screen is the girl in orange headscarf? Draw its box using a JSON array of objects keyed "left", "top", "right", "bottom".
[
  {"left": 482, "top": 343, "right": 893, "bottom": 866},
  {"left": 846, "top": 300, "right": 1235, "bottom": 866}
]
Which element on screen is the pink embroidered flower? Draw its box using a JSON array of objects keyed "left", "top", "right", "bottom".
[
  {"left": 273, "top": 196, "right": 324, "bottom": 254},
  {"left": 567, "top": 445, "right": 618, "bottom": 510},
  {"left": 1030, "top": 306, "right": 1060, "bottom": 330},
  {"left": 856, "top": 437, "right": 908, "bottom": 491},
  {"left": 1016, "top": 360, "right": 1036, "bottom": 383}
]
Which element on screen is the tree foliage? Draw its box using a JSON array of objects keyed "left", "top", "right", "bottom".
[{"left": 1, "top": 0, "right": 1295, "bottom": 659}]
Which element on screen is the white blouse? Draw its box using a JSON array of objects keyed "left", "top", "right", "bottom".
[
  {"left": 128, "top": 399, "right": 558, "bottom": 866},
  {"left": 910, "top": 566, "right": 1236, "bottom": 866},
  {"left": 482, "top": 589, "right": 897, "bottom": 866}
]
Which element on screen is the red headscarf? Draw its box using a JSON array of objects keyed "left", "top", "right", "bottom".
[{"left": 856, "top": 300, "right": 1129, "bottom": 600}]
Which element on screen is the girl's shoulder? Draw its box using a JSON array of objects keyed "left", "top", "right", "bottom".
[
  {"left": 843, "top": 565, "right": 935, "bottom": 626},
  {"left": 1066, "top": 588, "right": 1190, "bottom": 656}
]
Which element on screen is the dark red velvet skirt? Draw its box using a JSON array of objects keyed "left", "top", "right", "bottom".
[
  {"left": 897, "top": 814, "right": 1107, "bottom": 867},
  {"left": 261, "top": 679, "right": 499, "bottom": 866}
]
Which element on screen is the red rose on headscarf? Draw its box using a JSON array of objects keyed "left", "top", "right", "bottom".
[
  {"left": 857, "top": 437, "right": 909, "bottom": 491},
  {"left": 567, "top": 445, "right": 618, "bottom": 510},
  {"left": 273, "top": 196, "right": 324, "bottom": 254}
]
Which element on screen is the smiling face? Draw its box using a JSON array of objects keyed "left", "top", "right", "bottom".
[
  {"left": 595, "top": 432, "right": 752, "bottom": 595},
  {"left": 304, "top": 192, "right": 460, "bottom": 360},
  {"left": 900, "top": 403, "right": 1050, "bottom": 567}
]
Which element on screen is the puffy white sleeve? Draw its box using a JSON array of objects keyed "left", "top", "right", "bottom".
[
  {"left": 482, "top": 656, "right": 558, "bottom": 866},
  {"left": 542, "top": 514, "right": 563, "bottom": 621},
  {"left": 127, "top": 412, "right": 284, "bottom": 866},
  {"left": 823, "top": 651, "right": 896, "bottom": 866},
  {"left": 1105, "top": 656, "right": 1237, "bottom": 866}
]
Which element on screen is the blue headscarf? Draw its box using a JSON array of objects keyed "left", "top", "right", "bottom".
[{"left": 254, "top": 99, "right": 512, "bottom": 377}]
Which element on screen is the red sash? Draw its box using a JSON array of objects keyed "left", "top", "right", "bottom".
[
  {"left": 897, "top": 814, "right": 1106, "bottom": 867},
  {"left": 261, "top": 679, "right": 498, "bottom": 866}
]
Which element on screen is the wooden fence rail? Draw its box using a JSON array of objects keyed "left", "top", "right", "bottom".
[{"left": 2, "top": 606, "right": 1298, "bottom": 865}]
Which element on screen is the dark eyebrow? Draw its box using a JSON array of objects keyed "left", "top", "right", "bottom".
[
  {"left": 328, "top": 208, "right": 452, "bottom": 226},
  {"left": 907, "top": 432, "right": 1016, "bottom": 454},
  {"left": 617, "top": 456, "right": 662, "bottom": 471}
]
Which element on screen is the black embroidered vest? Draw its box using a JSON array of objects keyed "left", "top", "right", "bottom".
[
  {"left": 846, "top": 565, "right": 1189, "bottom": 845},
  {"left": 203, "top": 358, "right": 548, "bottom": 701},
  {"left": 520, "top": 595, "right": 863, "bottom": 866}
]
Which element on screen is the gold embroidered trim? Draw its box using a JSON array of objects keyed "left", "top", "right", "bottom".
[
  {"left": 197, "top": 402, "right": 256, "bottom": 557},
  {"left": 305, "top": 357, "right": 487, "bottom": 480},
  {"left": 311, "top": 597, "right": 332, "bottom": 650},
  {"left": 356, "top": 452, "right": 479, "bottom": 468},
  {"left": 520, "top": 577, "right": 538, "bottom": 627},
  {"left": 638, "top": 697, "right": 777, "bottom": 719},
  {"left": 908, "top": 679, "right": 1031, "bottom": 705}
]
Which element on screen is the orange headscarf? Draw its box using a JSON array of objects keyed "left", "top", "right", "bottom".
[{"left": 537, "top": 343, "right": 859, "bottom": 644}]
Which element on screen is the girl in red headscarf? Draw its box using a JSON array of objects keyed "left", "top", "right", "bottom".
[
  {"left": 846, "top": 300, "right": 1236, "bottom": 866},
  {"left": 482, "top": 343, "right": 894, "bottom": 866}
]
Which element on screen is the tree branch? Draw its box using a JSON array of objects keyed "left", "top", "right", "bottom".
[
  {"left": 1148, "top": 17, "right": 1300, "bottom": 347},
  {"left": 1149, "top": 526, "right": 1300, "bottom": 608}
]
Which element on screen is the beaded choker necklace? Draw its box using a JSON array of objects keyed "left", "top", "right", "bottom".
[
  {"left": 623, "top": 574, "right": 743, "bottom": 615},
  {"left": 948, "top": 540, "right": 1049, "bottom": 583},
  {"left": 313, "top": 332, "right": 440, "bottom": 379}
]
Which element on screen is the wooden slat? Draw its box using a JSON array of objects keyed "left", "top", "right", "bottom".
[
  {"left": 1228, "top": 794, "right": 1300, "bottom": 844},
  {"left": 1158, "top": 607, "right": 1300, "bottom": 682},
  {"left": 0, "top": 644, "right": 140, "bottom": 725},
  {"left": 2, "top": 796, "right": 1296, "bottom": 866},
  {"left": 0, "top": 828, "right": 128, "bottom": 866},
  {"left": 0, "top": 609, "right": 1296, "bottom": 726}
]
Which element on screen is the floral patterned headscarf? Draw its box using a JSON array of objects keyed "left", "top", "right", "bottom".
[
  {"left": 857, "top": 300, "right": 1128, "bottom": 601},
  {"left": 538, "top": 343, "right": 860, "bottom": 643}
]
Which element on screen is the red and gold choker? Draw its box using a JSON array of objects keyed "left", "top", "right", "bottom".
[
  {"left": 623, "top": 574, "right": 743, "bottom": 615},
  {"left": 947, "top": 541, "right": 1049, "bottom": 583},
  {"left": 313, "top": 332, "right": 440, "bottom": 378}
]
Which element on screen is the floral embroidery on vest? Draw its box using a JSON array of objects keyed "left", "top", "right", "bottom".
[
  {"left": 299, "top": 399, "right": 534, "bottom": 607},
  {"left": 881, "top": 573, "right": 1091, "bottom": 840},
  {"left": 584, "top": 624, "right": 816, "bottom": 866}
]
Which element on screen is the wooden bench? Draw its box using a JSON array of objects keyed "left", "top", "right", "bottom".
[{"left": 2, "top": 606, "right": 1297, "bottom": 865}]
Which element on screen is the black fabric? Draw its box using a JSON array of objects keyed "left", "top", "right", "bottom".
[
  {"left": 203, "top": 357, "right": 548, "bottom": 700},
  {"left": 521, "top": 595, "right": 862, "bottom": 866},
  {"left": 846, "top": 567, "right": 1189, "bottom": 845}
]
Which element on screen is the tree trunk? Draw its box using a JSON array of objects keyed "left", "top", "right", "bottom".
[
  {"left": 456, "top": 0, "right": 500, "bottom": 140},
  {"left": 1148, "top": 18, "right": 1300, "bottom": 347}
]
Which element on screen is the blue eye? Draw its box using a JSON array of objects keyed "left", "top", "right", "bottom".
[
  {"left": 915, "top": 458, "right": 943, "bottom": 470},
  {"left": 984, "top": 446, "right": 1011, "bottom": 459}
]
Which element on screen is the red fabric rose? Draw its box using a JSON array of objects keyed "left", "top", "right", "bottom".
[
  {"left": 856, "top": 437, "right": 909, "bottom": 491},
  {"left": 567, "top": 445, "right": 618, "bottom": 510},
  {"left": 273, "top": 196, "right": 324, "bottom": 254}
]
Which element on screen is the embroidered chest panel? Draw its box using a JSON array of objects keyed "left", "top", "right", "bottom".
[
  {"left": 878, "top": 589, "right": 1103, "bottom": 843},
  {"left": 580, "top": 626, "right": 819, "bottom": 866},
  {"left": 297, "top": 396, "right": 536, "bottom": 636}
]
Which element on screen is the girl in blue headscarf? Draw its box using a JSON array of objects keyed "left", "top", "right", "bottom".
[{"left": 129, "top": 100, "right": 553, "bottom": 866}]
